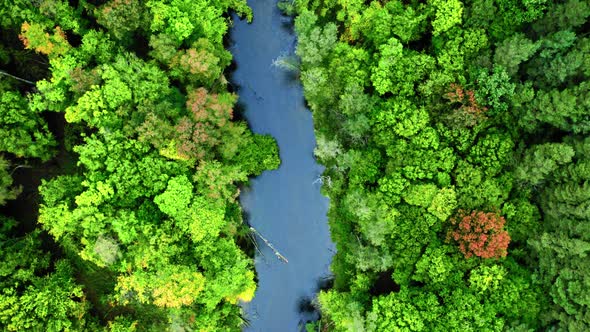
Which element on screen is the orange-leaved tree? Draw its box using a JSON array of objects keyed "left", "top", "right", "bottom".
[{"left": 449, "top": 210, "right": 510, "bottom": 259}]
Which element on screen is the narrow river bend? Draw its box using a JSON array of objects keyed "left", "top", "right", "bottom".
[{"left": 229, "top": 1, "right": 335, "bottom": 330}]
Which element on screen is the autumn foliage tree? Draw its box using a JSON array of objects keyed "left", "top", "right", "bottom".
[
  {"left": 449, "top": 210, "right": 511, "bottom": 259},
  {"left": 444, "top": 83, "right": 488, "bottom": 128},
  {"left": 168, "top": 38, "right": 230, "bottom": 85},
  {"left": 19, "top": 22, "right": 70, "bottom": 57},
  {"left": 174, "top": 87, "right": 235, "bottom": 160}
]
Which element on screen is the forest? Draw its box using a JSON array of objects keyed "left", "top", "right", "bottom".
[
  {"left": 1, "top": 0, "right": 590, "bottom": 331},
  {"left": 283, "top": 0, "right": 590, "bottom": 331},
  {"left": 0, "top": 0, "right": 280, "bottom": 330}
]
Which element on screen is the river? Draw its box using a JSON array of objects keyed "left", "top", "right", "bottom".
[{"left": 229, "top": 1, "right": 335, "bottom": 331}]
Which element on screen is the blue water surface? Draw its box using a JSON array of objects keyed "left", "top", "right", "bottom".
[{"left": 229, "top": 1, "right": 335, "bottom": 331}]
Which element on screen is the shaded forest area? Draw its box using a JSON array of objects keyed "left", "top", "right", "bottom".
[
  {"left": 285, "top": 0, "right": 590, "bottom": 331},
  {"left": 0, "top": 0, "right": 280, "bottom": 330}
]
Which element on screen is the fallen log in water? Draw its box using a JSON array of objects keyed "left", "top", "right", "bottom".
[{"left": 249, "top": 226, "right": 289, "bottom": 263}]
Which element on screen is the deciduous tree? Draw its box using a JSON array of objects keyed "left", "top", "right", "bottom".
[{"left": 449, "top": 211, "right": 511, "bottom": 259}]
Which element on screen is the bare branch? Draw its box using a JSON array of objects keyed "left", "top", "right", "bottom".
[
  {"left": 10, "top": 165, "right": 32, "bottom": 176},
  {"left": 0, "top": 70, "right": 35, "bottom": 85}
]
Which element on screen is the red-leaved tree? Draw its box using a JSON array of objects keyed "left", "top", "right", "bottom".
[
  {"left": 449, "top": 210, "right": 510, "bottom": 259},
  {"left": 444, "top": 83, "right": 488, "bottom": 127}
]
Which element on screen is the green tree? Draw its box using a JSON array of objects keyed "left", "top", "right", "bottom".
[
  {"left": 530, "top": 82, "right": 590, "bottom": 134},
  {"left": 0, "top": 157, "right": 21, "bottom": 205},
  {"left": 0, "top": 91, "right": 57, "bottom": 160},
  {"left": 514, "top": 142, "right": 575, "bottom": 186},
  {"left": 493, "top": 33, "right": 540, "bottom": 77},
  {"left": 0, "top": 221, "right": 91, "bottom": 331},
  {"left": 295, "top": 11, "right": 337, "bottom": 67},
  {"left": 371, "top": 38, "right": 435, "bottom": 96},
  {"left": 95, "top": 0, "right": 146, "bottom": 41},
  {"left": 530, "top": 137, "right": 590, "bottom": 329},
  {"left": 428, "top": 0, "right": 463, "bottom": 36}
]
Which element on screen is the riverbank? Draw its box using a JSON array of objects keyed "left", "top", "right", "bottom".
[{"left": 229, "top": 1, "right": 335, "bottom": 330}]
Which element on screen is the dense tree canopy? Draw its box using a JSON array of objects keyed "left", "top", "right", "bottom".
[
  {"left": 1, "top": 0, "right": 590, "bottom": 330},
  {"left": 289, "top": 0, "right": 590, "bottom": 330},
  {"left": 0, "top": 0, "right": 278, "bottom": 330}
]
